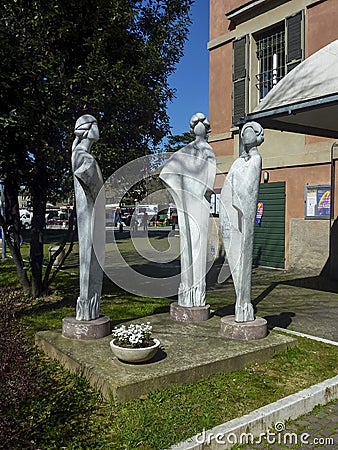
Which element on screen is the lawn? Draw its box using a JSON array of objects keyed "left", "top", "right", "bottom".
[{"left": 1, "top": 230, "right": 338, "bottom": 449}]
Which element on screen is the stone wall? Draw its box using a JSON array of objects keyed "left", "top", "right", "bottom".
[{"left": 288, "top": 219, "right": 330, "bottom": 273}]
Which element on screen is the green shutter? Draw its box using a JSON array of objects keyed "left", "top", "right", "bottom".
[
  {"left": 286, "top": 11, "right": 304, "bottom": 73},
  {"left": 253, "top": 182, "right": 286, "bottom": 269},
  {"left": 232, "top": 36, "right": 248, "bottom": 125}
]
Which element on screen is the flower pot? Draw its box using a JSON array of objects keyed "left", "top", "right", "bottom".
[{"left": 110, "top": 338, "right": 160, "bottom": 363}]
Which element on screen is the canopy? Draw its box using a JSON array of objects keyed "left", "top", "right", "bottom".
[{"left": 244, "top": 39, "right": 338, "bottom": 138}]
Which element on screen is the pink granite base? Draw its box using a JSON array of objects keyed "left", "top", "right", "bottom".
[
  {"left": 62, "top": 316, "right": 111, "bottom": 340},
  {"left": 170, "top": 302, "right": 210, "bottom": 322},
  {"left": 220, "top": 316, "right": 268, "bottom": 340}
]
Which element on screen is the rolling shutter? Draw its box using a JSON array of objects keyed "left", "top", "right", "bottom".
[
  {"left": 232, "top": 36, "right": 248, "bottom": 125},
  {"left": 253, "top": 182, "right": 286, "bottom": 269},
  {"left": 286, "top": 11, "right": 304, "bottom": 73}
]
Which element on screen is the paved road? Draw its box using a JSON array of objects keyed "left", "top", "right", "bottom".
[{"left": 231, "top": 269, "right": 338, "bottom": 449}]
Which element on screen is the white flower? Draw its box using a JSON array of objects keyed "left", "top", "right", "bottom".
[{"left": 112, "top": 322, "right": 153, "bottom": 348}]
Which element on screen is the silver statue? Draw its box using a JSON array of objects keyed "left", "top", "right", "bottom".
[
  {"left": 72, "top": 114, "right": 105, "bottom": 321},
  {"left": 160, "top": 113, "right": 216, "bottom": 306},
  {"left": 219, "top": 121, "right": 264, "bottom": 322}
]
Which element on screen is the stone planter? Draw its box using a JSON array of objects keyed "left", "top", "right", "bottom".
[{"left": 110, "top": 338, "right": 160, "bottom": 363}]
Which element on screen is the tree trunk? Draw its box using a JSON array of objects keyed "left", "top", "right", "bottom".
[
  {"left": 1, "top": 180, "right": 31, "bottom": 294},
  {"left": 30, "top": 160, "right": 47, "bottom": 298}
]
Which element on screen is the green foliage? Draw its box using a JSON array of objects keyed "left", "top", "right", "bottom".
[
  {"left": 0, "top": 0, "right": 193, "bottom": 296},
  {"left": 0, "top": 289, "right": 41, "bottom": 448},
  {"left": 164, "top": 131, "right": 194, "bottom": 152},
  {"left": 0, "top": 0, "right": 193, "bottom": 190}
]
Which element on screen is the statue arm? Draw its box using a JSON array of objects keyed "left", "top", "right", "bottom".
[
  {"left": 72, "top": 149, "right": 101, "bottom": 188},
  {"left": 232, "top": 177, "right": 241, "bottom": 212}
]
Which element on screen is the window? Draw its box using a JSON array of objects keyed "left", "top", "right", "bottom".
[
  {"left": 232, "top": 10, "right": 304, "bottom": 125},
  {"left": 256, "top": 26, "right": 285, "bottom": 100}
]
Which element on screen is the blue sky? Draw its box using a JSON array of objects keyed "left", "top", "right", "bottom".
[{"left": 166, "top": 1, "right": 210, "bottom": 136}]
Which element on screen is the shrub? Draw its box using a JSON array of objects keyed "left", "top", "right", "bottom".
[{"left": 0, "top": 288, "right": 40, "bottom": 449}]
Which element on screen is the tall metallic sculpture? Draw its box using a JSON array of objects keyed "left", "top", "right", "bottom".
[
  {"left": 219, "top": 121, "right": 264, "bottom": 322},
  {"left": 72, "top": 114, "right": 105, "bottom": 321},
  {"left": 160, "top": 113, "right": 216, "bottom": 312}
]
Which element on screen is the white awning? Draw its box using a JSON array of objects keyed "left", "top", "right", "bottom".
[{"left": 244, "top": 39, "right": 338, "bottom": 138}]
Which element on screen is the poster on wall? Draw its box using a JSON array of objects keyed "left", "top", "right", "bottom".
[
  {"left": 256, "top": 202, "right": 264, "bottom": 225},
  {"left": 210, "top": 193, "right": 220, "bottom": 215},
  {"left": 306, "top": 188, "right": 317, "bottom": 217},
  {"left": 305, "top": 185, "right": 331, "bottom": 219},
  {"left": 317, "top": 189, "right": 331, "bottom": 216}
]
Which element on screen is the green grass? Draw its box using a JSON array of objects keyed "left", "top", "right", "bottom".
[
  {"left": 12, "top": 336, "right": 335, "bottom": 450},
  {"left": 1, "top": 231, "right": 338, "bottom": 448}
]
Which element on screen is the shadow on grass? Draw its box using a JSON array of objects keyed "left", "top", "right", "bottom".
[
  {"left": 21, "top": 228, "right": 77, "bottom": 244},
  {"left": 0, "top": 264, "right": 22, "bottom": 288},
  {"left": 108, "top": 229, "right": 172, "bottom": 242}
]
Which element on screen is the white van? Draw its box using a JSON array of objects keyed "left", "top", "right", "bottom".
[{"left": 20, "top": 209, "right": 32, "bottom": 229}]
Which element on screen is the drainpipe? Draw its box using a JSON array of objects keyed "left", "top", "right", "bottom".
[
  {"left": 330, "top": 142, "right": 337, "bottom": 224},
  {"left": 329, "top": 142, "right": 338, "bottom": 278}
]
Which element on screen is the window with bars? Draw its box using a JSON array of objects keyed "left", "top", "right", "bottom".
[
  {"left": 232, "top": 10, "right": 304, "bottom": 125},
  {"left": 256, "top": 27, "right": 285, "bottom": 100}
]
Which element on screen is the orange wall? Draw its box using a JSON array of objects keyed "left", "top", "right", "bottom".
[
  {"left": 210, "top": 0, "right": 226, "bottom": 40},
  {"left": 212, "top": 139, "right": 235, "bottom": 158},
  {"left": 265, "top": 165, "right": 330, "bottom": 218},
  {"left": 210, "top": 0, "right": 249, "bottom": 40},
  {"left": 307, "top": 0, "right": 338, "bottom": 56},
  {"left": 262, "top": 164, "right": 331, "bottom": 263},
  {"left": 209, "top": 44, "right": 232, "bottom": 135},
  {"left": 209, "top": 0, "right": 338, "bottom": 267}
]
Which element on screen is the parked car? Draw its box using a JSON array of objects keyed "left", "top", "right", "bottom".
[{"left": 46, "top": 209, "right": 68, "bottom": 227}]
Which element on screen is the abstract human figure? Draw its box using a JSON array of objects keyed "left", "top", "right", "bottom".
[
  {"left": 219, "top": 121, "right": 264, "bottom": 322},
  {"left": 160, "top": 113, "right": 216, "bottom": 307},
  {"left": 142, "top": 211, "right": 148, "bottom": 231},
  {"left": 72, "top": 114, "right": 105, "bottom": 321}
]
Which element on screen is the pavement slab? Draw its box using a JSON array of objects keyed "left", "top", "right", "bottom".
[{"left": 35, "top": 313, "right": 296, "bottom": 403}]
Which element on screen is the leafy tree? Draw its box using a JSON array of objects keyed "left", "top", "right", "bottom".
[
  {"left": 0, "top": 0, "right": 193, "bottom": 297},
  {"left": 164, "top": 131, "right": 194, "bottom": 152}
]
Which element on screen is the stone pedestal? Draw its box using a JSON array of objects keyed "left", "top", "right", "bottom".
[
  {"left": 170, "top": 302, "right": 210, "bottom": 322},
  {"left": 220, "top": 316, "right": 267, "bottom": 340},
  {"left": 62, "top": 316, "right": 111, "bottom": 340}
]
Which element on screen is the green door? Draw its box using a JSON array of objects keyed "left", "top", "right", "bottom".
[{"left": 253, "top": 182, "right": 285, "bottom": 269}]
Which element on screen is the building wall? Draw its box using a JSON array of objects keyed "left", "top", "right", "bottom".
[
  {"left": 262, "top": 163, "right": 331, "bottom": 264},
  {"left": 307, "top": 0, "right": 338, "bottom": 56},
  {"left": 289, "top": 218, "right": 330, "bottom": 272},
  {"left": 209, "top": 0, "right": 338, "bottom": 271}
]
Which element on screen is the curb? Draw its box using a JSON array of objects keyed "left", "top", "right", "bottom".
[
  {"left": 274, "top": 327, "right": 338, "bottom": 346},
  {"left": 170, "top": 375, "right": 338, "bottom": 449}
]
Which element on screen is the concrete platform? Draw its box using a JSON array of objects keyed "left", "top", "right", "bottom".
[{"left": 35, "top": 313, "right": 297, "bottom": 403}]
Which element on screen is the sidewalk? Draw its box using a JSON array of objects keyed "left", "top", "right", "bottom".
[
  {"left": 227, "top": 269, "right": 338, "bottom": 449},
  {"left": 175, "top": 267, "right": 338, "bottom": 449},
  {"left": 213, "top": 268, "right": 338, "bottom": 342},
  {"left": 243, "top": 399, "right": 338, "bottom": 449}
]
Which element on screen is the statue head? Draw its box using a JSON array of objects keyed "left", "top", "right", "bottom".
[
  {"left": 240, "top": 121, "right": 264, "bottom": 151},
  {"left": 74, "top": 114, "right": 99, "bottom": 142},
  {"left": 190, "top": 112, "right": 211, "bottom": 138}
]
